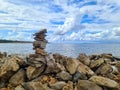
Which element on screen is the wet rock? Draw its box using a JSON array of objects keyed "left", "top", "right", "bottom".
[
  {"left": 77, "top": 80, "right": 102, "bottom": 90},
  {"left": 65, "top": 58, "right": 80, "bottom": 74},
  {"left": 9, "top": 69, "right": 26, "bottom": 86},
  {"left": 90, "top": 58, "right": 104, "bottom": 69},
  {"left": 49, "top": 81, "right": 66, "bottom": 90},
  {"left": 72, "top": 71, "right": 87, "bottom": 82},
  {"left": 15, "top": 85, "right": 25, "bottom": 90},
  {"left": 77, "top": 53, "right": 90, "bottom": 66},
  {"left": 89, "top": 76, "right": 119, "bottom": 88},
  {"left": 96, "top": 64, "right": 112, "bottom": 75},
  {"left": 26, "top": 65, "right": 45, "bottom": 80},
  {"left": 56, "top": 71, "right": 72, "bottom": 81}
]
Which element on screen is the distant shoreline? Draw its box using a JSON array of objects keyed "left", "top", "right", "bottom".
[{"left": 0, "top": 40, "right": 32, "bottom": 43}]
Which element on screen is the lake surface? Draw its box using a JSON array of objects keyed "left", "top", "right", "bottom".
[{"left": 0, "top": 43, "right": 120, "bottom": 58}]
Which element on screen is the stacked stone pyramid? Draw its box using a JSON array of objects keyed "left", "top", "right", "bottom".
[{"left": 33, "top": 29, "right": 48, "bottom": 56}]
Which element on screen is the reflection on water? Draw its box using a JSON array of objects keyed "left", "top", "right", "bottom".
[{"left": 0, "top": 43, "right": 120, "bottom": 57}]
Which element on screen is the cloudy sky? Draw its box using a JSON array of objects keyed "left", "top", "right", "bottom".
[{"left": 0, "top": 0, "right": 120, "bottom": 43}]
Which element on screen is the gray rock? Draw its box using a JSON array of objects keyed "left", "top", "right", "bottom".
[
  {"left": 56, "top": 71, "right": 72, "bottom": 81},
  {"left": 72, "top": 71, "right": 87, "bottom": 82},
  {"left": 77, "top": 80, "right": 103, "bottom": 90}
]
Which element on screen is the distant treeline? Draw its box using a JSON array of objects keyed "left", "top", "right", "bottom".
[{"left": 0, "top": 39, "right": 32, "bottom": 43}]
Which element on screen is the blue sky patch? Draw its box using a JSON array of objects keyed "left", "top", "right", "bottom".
[{"left": 50, "top": 20, "right": 64, "bottom": 25}]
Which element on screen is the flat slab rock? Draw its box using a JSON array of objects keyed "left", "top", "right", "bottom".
[
  {"left": 77, "top": 80, "right": 103, "bottom": 90},
  {"left": 89, "top": 76, "right": 119, "bottom": 88}
]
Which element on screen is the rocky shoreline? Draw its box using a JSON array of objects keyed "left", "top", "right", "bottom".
[
  {"left": 0, "top": 52, "right": 120, "bottom": 90},
  {"left": 0, "top": 29, "right": 120, "bottom": 90}
]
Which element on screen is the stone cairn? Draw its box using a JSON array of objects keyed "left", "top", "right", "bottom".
[
  {"left": 0, "top": 29, "right": 120, "bottom": 90},
  {"left": 33, "top": 29, "right": 48, "bottom": 56}
]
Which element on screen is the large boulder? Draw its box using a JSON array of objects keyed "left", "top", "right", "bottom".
[
  {"left": 89, "top": 76, "right": 119, "bottom": 88},
  {"left": 77, "top": 80, "right": 102, "bottom": 90},
  {"left": 65, "top": 58, "right": 80, "bottom": 74},
  {"left": 95, "top": 64, "right": 112, "bottom": 75},
  {"left": 9, "top": 69, "right": 26, "bottom": 86},
  {"left": 0, "top": 57, "right": 20, "bottom": 78},
  {"left": 77, "top": 61, "right": 94, "bottom": 76}
]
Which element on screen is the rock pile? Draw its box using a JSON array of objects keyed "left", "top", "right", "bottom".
[{"left": 0, "top": 29, "right": 120, "bottom": 90}]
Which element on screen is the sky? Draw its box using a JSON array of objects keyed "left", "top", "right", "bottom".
[{"left": 0, "top": 0, "right": 120, "bottom": 43}]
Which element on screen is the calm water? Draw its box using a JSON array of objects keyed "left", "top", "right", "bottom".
[{"left": 0, "top": 43, "right": 120, "bottom": 58}]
